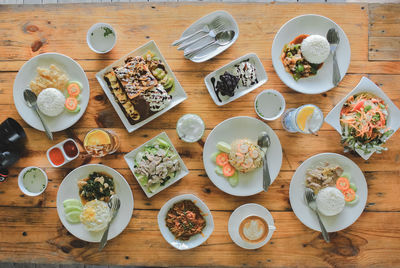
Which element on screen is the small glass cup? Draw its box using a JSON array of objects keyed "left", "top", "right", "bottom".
[
  {"left": 176, "top": 114, "right": 205, "bottom": 143},
  {"left": 281, "top": 104, "right": 324, "bottom": 134},
  {"left": 83, "top": 128, "right": 120, "bottom": 157}
]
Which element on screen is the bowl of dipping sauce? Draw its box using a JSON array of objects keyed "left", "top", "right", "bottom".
[
  {"left": 255, "top": 89, "right": 286, "bottom": 121},
  {"left": 87, "top": 23, "right": 117, "bottom": 54},
  {"left": 18, "top": 167, "right": 48, "bottom": 196},
  {"left": 47, "top": 139, "right": 80, "bottom": 167}
]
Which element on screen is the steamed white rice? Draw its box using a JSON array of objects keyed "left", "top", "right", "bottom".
[
  {"left": 316, "top": 187, "right": 345, "bottom": 216},
  {"left": 37, "top": 87, "right": 65, "bottom": 117},
  {"left": 301, "top": 35, "right": 330, "bottom": 64}
]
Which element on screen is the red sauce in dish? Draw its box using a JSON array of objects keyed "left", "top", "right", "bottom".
[
  {"left": 290, "top": 34, "right": 310, "bottom": 45},
  {"left": 63, "top": 140, "right": 78, "bottom": 158},
  {"left": 49, "top": 147, "right": 64, "bottom": 166}
]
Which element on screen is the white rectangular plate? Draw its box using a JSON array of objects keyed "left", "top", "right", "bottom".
[
  {"left": 124, "top": 132, "right": 189, "bottom": 198},
  {"left": 325, "top": 76, "right": 400, "bottom": 160},
  {"left": 96, "top": 40, "right": 187, "bottom": 133},
  {"left": 204, "top": 53, "right": 268, "bottom": 106}
]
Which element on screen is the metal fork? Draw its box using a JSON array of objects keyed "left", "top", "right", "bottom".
[
  {"left": 172, "top": 16, "right": 224, "bottom": 46},
  {"left": 326, "top": 28, "right": 341, "bottom": 86},
  {"left": 99, "top": 195, "right": 121, "bottom": 251},
  {"left": 304, "top": 187, "right": 330, "bottom": 243},
  {"left": 177, "top": 23, "right": 225, "bottom": 51}
]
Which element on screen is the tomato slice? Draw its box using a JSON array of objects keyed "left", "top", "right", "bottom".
[
  {"left": 343, "top": 188, "right": 356, "bottom": 202},
  {"left": 216, "top": 153, "right": 229, "bottom": 167},
  {"left": 336, "top": 177, "right": 350, "bottom": 192},
  {"left": 353, "top": 100, "right": 365, "bottom": 112},
  {"left": 222, "top": 164, "right": 235, "bottom": 177}
]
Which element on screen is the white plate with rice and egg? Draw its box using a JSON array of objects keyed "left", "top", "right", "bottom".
[
  {"left": 56, "top": 164, "right": 134, "bottom": 243},
  {"left": 13, "top": 53, "right": 90, "bottom": 132},
  {"left": 271, "top": 14, "right": 351, "bottom": 94},
  {"left": 289, "top": 153, "right": 367, "bottom": 233}
]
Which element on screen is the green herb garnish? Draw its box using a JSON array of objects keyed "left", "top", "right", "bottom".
[{"left": 102, "top": 27, "right": 114, "bottom": 38}]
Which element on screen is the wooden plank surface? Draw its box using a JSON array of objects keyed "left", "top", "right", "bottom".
[{"left": 0, "top": 3, "right": 399, "bottom": 267}]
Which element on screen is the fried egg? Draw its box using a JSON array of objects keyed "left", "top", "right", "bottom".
[{"left": 80, "top": 199, "right": 111, "bottom": 232}]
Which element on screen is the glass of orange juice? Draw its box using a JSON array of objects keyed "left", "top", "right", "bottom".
[
  {"left": 83, "top": 128, "right": 120, "bottom": 157},
  {"left": 281, "top": 104, "right": 323, "bottom": 134}
]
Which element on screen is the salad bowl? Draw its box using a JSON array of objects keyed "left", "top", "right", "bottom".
[{"left": 325, "top": 76, "right": 400, "bottom": 160}]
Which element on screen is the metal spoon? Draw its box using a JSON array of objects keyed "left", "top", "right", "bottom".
[
  {"left": 184, "top": 30, "right": 235, "bottom": 59},
  {"left": 304, "top": 187, "right": 330, "bottom": 243},
  {"left": 257, "top": 131, "right": 272, "bottom": 192},
  {"left": 326, "top": 28, "right": 341, "bottom": 86},
  {"left": 99, "top": 195, "right": 121, "bottom": 251},
  {"left": 23, "top": 89, "right": 53, "bottom": 140}
]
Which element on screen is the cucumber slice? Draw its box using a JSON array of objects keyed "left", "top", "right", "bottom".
[
  {"left": 65, "top": 211, "right": 81, "bottom": 224},
  {"left": 157, "top": 138, "right": 170, "bottom": 148},
  {"left": 228, "top": 172, "right": 239, "bottom": 187},
  {"left": 346, "top": 194, "right": 359, "bottom": 205},
  {"left": 63, "top": 199, "right": 81, "bottom": 208},
  {"left": 211, "top": 152, "right": 220, "bottom": 163},
  {"left": 350, "top": 182, "right": 357, "bottom": 192},
  {"left": 215, "top": 166, "right": 224, "bottom": 176},
  {"left": 216, "top": 141, "right": 231, "bottom": 153},
  {"left": 148, "top": 182, "right": 161, "bottom": 193},
  {"left": 340, "top": 172, "right": 351, "bottom": 180},
  {"left": 64, "top": 205, "right": 82, "bottom": 214}
]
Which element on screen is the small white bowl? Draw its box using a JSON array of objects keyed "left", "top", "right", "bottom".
[
  {"left": 87, "top": 23, "right": 117, "bottom": 54},
  {"left": 228, "top": 203, "right": 276, "bottom": 250},
  {"left": 158, "top": 194, "right": 214, "bottom": 250},
  {"left": 46, "top": 138, "right": 80, "bottom": 168},
  {"left": 18, "top": 167, "right": 48, "bottom": 196},
  {"left": 255, "top": 89, "right": 286, "bottom": 121}
]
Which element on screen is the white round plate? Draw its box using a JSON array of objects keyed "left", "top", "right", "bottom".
[
  {"left": 228, "top": 203, "right": 275, "bottom": 250},
  {"left": 271, "top": 14, "right": 351, "bottom": 94},
  {"left": 56, "top": 164, "right": 134, "bottom": 243},
  {"left": 203, "top": 116, "right": 283, "bottom": 196},
  {"left": 158, "top": 194, "right": 214, "bottom": 250},
  {"left": 289, "top": 153, "right": 367, "bottom": 232},
  {"left": 13, "top": 53, "right": 90, "bottom": 132}
]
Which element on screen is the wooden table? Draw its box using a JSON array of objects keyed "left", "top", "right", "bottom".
[{"left": 0, "top": 3, "right": 399, "bottom": 267}]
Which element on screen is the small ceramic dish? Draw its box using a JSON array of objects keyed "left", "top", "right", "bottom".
[
  {"left": 255, "top": 89, "right": 286, "bottom": 121},
  {"left": 46, "top": 138, "right": 80, "bottom": 167},
  {"left": 204, "top": 53, "right": 268, "bottom": 106},
  {"left": 158, "top": 194, "right": 214, "bottom": 250},
  {"left": 325, "top": 77, "right": 400, "bottom": 160},
  {"left": 87, "top": 23, "right": 117, "bottom": 54},
  {"left": 18, "top": 166, "right": 48, "bottom": 196},
  {"left": 124, "top": 132, "right": 189, "bottom": 198},
  {"left": 228, "top": 203, "right": 276, "bottom": 250},
  {"left": 178, "top": 10, "right": 239, "bottom": 63}
]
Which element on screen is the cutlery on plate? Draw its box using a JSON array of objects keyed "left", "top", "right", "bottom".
[
  {"left": 99, "top": 195, "right": 121, "bottom": 251},
  {"left": 172, "top": 16, "right": 224, "bottom": 47},
  {"left": 184, "top": 30, "right": 235, "bottom": 59},
  {"left": 326, "top": 28, "right": 341, "bottom": 86},
  {"left": 23, "top": 89, "right": 53, "bottom": 140},
  {"left": 257, "top": 131, "right": 272, "bottom": 192},
  {"left": 304, "top": 187, "right": 330, "bottom": 243},
  {"left": 177, "top": 25, "right": 225, "bottom": 51}
]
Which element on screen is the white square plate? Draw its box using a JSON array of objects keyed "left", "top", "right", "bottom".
[
  {"left": 204, "top": 53, "right": 268, "bottom": 106},
  {"left": 124, "top": 132, "right": 189, "bottom": 198},
  {"left": 96, "top": 41, "right": 187, "bottom": 133},
  {"left": 325, "top": 76, "right": 400, "bottom": 160},
  {"left": 158, "top": 194, "right": 214, "bottom": 250}
]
